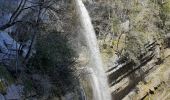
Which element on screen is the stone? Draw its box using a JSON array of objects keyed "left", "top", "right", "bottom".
[
  {"left": 0, "top": 31, "right": 30, "bottom": 60},
  {"left": 5, "top": 84, "right": 24, "bottom": 100},
  {"left": 62, "top": 93, "right": 74, "bottom": 100},
  {"left": 0, "top": 31, "right": 20, "bottom": 54},
  {"left": 0, "top": 94, "right": 5, "bottom": 100}
]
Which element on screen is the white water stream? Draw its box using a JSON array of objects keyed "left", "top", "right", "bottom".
[{"left": 75, "top": 0, "right": 111, "bottom": 100}]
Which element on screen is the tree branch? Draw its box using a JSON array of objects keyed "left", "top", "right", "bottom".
[{"left": 0, "top": 21, "right": 22, "bottom": 30}]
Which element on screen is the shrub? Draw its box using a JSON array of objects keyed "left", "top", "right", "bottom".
[{"left": 28, "top": 31, "right": 79, "bottom": 96}]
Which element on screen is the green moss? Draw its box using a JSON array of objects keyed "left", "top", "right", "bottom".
[
  {"left": 0, "top": 80, "right": 7, "bottom": 94},
  {"left": 163, "top": 0, "right": 170, "bottom": 13}
]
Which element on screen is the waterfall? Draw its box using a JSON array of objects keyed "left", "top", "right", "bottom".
[{"left": 75, "top": 0, "right": 111, "bottom": 100}]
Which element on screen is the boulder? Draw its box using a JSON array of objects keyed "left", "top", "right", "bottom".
[
  {"left": 0, "top": 94, "right": 5, "bottom": 100},
  {"left": 0, "top": 31, "right": 31, "bottom": 64},
  {"left": 62, "top": 93, "right": 75, "bottom": 100},
  {"left": 5, "top": 84, "right": 24, "bottom": 100},
  {"left": 0, "top": 31, "right": 20, "bottom": 63},
  {"left": 0, "top": 31, "right": 20, "bottom": 54}
]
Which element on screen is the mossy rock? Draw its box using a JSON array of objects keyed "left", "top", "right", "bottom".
[{"left": 0, "top": 79, "right": 7, "bottom": 94}]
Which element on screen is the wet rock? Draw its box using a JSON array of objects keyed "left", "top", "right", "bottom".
[
  {"left": 5, "top": 84, "right": 24, "bottom": 100},
  {"left": 0, "top": 94, "right": 5, "bottom": 100},
  {"left": 62, "top": 93, "right": 75, "bottom": 100},
  {"left": 0, "top": 31, "right": 20, "bottom": 55},
  {"left": 0, "top": 31, "right": 30, "bottom": 63}
]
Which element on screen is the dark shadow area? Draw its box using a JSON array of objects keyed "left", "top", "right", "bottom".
[
  {"left": 109, "top": 52, "right": 154, "bottom": 86},
  {"left": 165, "top": 37, "right": 170, "bottom": 48},
  {"left": 112, "top": 65, "right": 154, "bottom": 100},
  {"left": 110, "top": 51, "right": 156, "bottom": 99},
  {"left": 108, "top": 61, "right": 135, "bottom": 86}
]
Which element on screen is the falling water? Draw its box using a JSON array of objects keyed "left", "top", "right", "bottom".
[{"left": 75, "top": 0, "right": 111, "bottom": 100}]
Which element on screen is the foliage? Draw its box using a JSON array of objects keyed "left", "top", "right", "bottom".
[
  {"left": 28, "top": 31, "right": 79, "bottom": 96},
  {"left": 0, "top": 65, "right": 14, "bottom": 84},
  {"left": 0, "top": 65, "right": 14, "bottom": 94},
  {"left": 108, "top": 0, "right": 167, "bottom": 64},
  {"left": 124, "top": 32, "right": 146, "bottom": 64}
]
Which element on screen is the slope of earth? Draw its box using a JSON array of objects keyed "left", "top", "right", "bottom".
[{"left": 123, "top": 48, "right": 170, "bottom": 100}]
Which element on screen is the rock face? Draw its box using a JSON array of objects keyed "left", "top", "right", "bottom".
[
  {"left": 5, "top": 84, "right": 24, "bottom": 100},
  {"left": 0, "top": 82, "right": 24, "bottom": 100},
  {"left": 0, "top": 31, "right": 20, "bottom": 56},
  {"left": 0, "top": 31, "right": 31, "bottom": 68},
  {"left": 0, "top": 94, "right": 5, "bottom": 100},
  {"left": 62, "top": 93, "right": 75, "bottom": 100}
]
